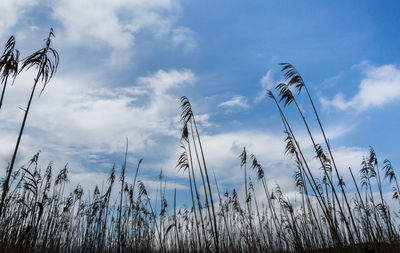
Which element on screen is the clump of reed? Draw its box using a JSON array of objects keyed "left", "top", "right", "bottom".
[{"left": 0, "top": 30, "right": 399, "bottom": 252}]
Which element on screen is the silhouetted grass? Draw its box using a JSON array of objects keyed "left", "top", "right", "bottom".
[{"left": 0, "top": 31, "right": 400, "bottom": 252}]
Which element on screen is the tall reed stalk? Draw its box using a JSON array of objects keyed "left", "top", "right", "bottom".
[{"left": 0, "top": 29, "right": 59, "bottom": 217}]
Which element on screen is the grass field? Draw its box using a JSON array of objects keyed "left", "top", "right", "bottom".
[{"left": 1, "top": 30, "right": 400, "bottom": 253}]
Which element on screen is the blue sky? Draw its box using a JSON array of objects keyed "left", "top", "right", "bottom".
[{"left": 0, "top": 0, "right": 400, "bottom": 206}]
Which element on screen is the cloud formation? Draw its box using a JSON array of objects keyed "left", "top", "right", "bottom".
[
  {"left": 218, "top": 95, "right": 249, "bottom": 109},
  {"left": 0, "top": 0, "right": 196, "bottom": 66},
  {"left": 52, "top": 0, "right": 195, "bottom": 65},
  {"left": 0, "top": 68, "right": 196, "bottom": 178},
  {"left": 172, "top": 27, "right": 197, "bottom": 52},
  {"left": 0, "top": 0, "right": 39, "bottom": 38},
  {"left": 321, "top": 63, "right": 400, "bottom": 111},
  {"left": 254, "top": 70, "right": 275, "bottom": 103}
]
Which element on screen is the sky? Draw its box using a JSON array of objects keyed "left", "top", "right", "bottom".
[{"left": 0, "top": 0, "right": 400, "bottom": 207}]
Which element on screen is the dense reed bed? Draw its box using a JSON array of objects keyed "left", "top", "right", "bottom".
[{"left": 1, "top": 30, "right": 400, "bottom": 252}]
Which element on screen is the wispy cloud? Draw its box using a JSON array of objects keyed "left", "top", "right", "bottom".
[
  {"left": 0, "top": 0, "right": 39, "bottom": 38},
  {"left": 320, "top": 72, "right": 344, "bottom": 89},
  {"left": 321, "top": 63, "right": 400, "bottom": 111},
  {"left": 218, "top": 95, "right": 250, "bottom": 109},
  {"left": 254, "top": 70, "right": 275, "bottom": 103},
  {"left": 172, "top": 27, "right": 197, "bottom": 52}
]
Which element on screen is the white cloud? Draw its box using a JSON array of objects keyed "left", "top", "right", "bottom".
[
  {"left": 254, "top": 70, "right": 275, "bottom": 103},
  {"left": 195, "top": 113, "right": 212, "bottom": 128},
  {"left": 51, "top": 0, "right": 195, "bottom": 66},
  {"left": 321, "top": 63, "right": 400, "bottom": 111},
  {"left": 160, "top": 130, "right": 292, "bottom": 196},
  {"left": 218, "top": 95, "right": 249, "bottom": 109},
  {"left": 172, "top": 27, "right": 197, "bottom": 51},
  {"left": 0, "top": 68, "right": 196, "bottom": 181},
  {"left": 138, "top": 69, "right": 196, "bottom": 94},
  {"left": 161, "top": 125, "right": 366, "bottom": 200},
  {"left": 140, "top": 178, "right": 187, "bottom": 191},
  {"left": 0, "top": 0, "right": 39, "bottom": 39},
  {"left": 0, "top": 67, "right": 371, "bottom": 207},
  {"left": 0, "top": 60, "right": 362, "bottom": 202},
  {"left": 201, "top": 131, "right": 288, "bottom": 182},
  {"left": 0, "top": 0, "right": 197, "bottom": 66},
  {"left": 321, "top": 72, "right": 343, "bottom": 89}
]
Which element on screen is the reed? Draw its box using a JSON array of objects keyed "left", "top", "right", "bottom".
[{"left": 0, "top": 29, "right": 398, "bottom": 252}]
